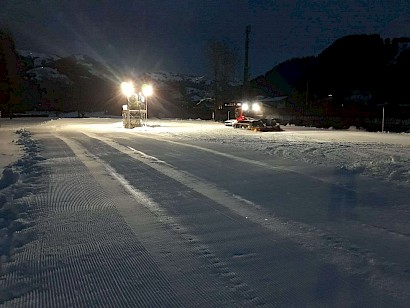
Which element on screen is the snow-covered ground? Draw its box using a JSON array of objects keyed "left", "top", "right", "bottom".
[
  {"left": 17, "top": 117, "right": 407, "bottom": 188},
  {"left": 138, "top": 119, "right": 410, "bottom": 188},
  {"left": 0, "top": 117, "right": 409, "bottom": 307}
]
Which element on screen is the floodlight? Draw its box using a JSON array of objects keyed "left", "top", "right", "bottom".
[
  {"left": 142, "top": 84, "right": 153, "bottom": 97},
  {"left": 121, "top": 81, "right": 135, "bottom": 97}
]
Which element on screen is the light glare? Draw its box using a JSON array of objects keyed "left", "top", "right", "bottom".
[
  {"left": 142, "top": 84, "right": 153, "bottom": 97},
  {"left": 252, "top": 102, "right": 261, "bottom": 112},
  {"left": 121, "top": 81, "right": 135, "bottom": 97}
]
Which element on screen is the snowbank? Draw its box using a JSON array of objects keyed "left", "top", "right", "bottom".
[{"left": 0, "top": 129, "right": 44, "bottom": 263}]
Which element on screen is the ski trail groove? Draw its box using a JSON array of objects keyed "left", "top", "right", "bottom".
[
  {"left": 65, "top": 135, "right": 266, "bottom": 306},
  {"left": 2, "top": 135, "right": 186, "bottom": 307}
]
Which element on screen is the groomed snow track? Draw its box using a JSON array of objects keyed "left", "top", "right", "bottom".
[{"left": 1, "top": 120, "right": 409, "bottom": 307}]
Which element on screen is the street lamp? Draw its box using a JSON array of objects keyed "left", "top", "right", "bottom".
[{"left": 142, "top": 84, "right": 153, "bottom": 125}]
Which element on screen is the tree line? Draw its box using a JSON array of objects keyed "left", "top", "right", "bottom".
[
  {"left": 0, "top": 29, "right": 21, "bottom": 118},
  {"left": 252, "top": 34, "right": 410, "bottom": 119}
]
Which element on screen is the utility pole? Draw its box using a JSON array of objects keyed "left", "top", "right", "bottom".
[
  {"left": 243, "top": 25, "right": 251, "bottom": 98},
  {"left": 303, "top": 82, "right": 308, "bottom": 119},
  {"left": 306, "top": 82, "right": 308, "bottom": 106}
]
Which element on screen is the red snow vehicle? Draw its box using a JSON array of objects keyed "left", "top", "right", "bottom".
[{"left": 232, "top": 103, "right": 282, "bottom": 132}]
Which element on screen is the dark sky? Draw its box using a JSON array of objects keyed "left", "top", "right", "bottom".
[{"left": 1, "top": 0, "right": 409, "bottom": 78}]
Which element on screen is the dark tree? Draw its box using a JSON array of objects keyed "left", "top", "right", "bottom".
[
  {"left": 206, "top": 40, "right": 238, "bottom": 119},
  {"left": 0, "top": 29, "right": 22, "bottom": 118}
]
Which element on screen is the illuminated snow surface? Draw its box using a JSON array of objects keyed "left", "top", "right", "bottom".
[{"left": 0, "top": 117, "right": 409, "bottom": 307}]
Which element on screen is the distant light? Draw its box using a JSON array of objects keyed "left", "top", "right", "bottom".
[
  {"left": 142, "top": 84, "right": 153, "bottom": 97},
  {"left": 252, "top": 102, "right": 261, "bottom": 112},
  {"left": 242, "top": 103, "right": 249, "bottom": 111},
  {"left": 121, "top": 81, "right": 135, "bottom": 97},
  {"left": 122, "top": 104, "right": 128, "bottom": 111}
]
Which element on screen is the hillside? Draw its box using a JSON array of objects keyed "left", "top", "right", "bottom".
[
  {"left": 13, "top": 52, "right": 216, "bottom": 118},
  {"left": 255, "top": 34, "right": 410, "bottom": 115}
]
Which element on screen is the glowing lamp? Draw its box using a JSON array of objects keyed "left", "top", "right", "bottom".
[
  {"left": 121, "top": 81, "right": 135, "bottom": 97},
  {"left": 252, "top": 102, "right": 261, "bottom": 112},
  {"left": 142, "top": 84, "right": 153, "bottom": 97}
]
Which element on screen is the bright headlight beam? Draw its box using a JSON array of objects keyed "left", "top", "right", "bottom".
[
  {"left": 242, "top": 103, "right": 249, "bottom": 111},
  {"left": 252, "top": 102, "right": 261, "bottom": 112}
]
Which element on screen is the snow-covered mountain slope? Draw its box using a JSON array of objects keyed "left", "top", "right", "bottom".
[
  {"left": 18, "top": 50, "right": 61, "bottom": 67},
  {"left": 147, "top": 71, "right": 211, "bottom": 85},
  {"left": 18, "top": 50, "right": 216, "bottom": 106},
  {"left": 27, "top": 67, "right": 72, "bottom": 84}
]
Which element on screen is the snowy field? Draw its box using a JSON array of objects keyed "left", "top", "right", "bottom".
[
  {"left": 141, "top": 119, "right": 410, "bottom": 189},
  {"left": 0, "top": 117, "right": 409, "bottom": 307},
  {"left": 3, "top": 117, "right": 409, "bottom": 188}
]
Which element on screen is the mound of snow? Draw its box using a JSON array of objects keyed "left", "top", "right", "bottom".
[{"left": 0, "top": 168, "right": 19, "bottom": 189}]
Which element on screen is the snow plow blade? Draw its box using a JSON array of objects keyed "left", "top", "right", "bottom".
[
  {"left": 233, "top": 119, "right": 283, "bottom": 132},
  {"left": 252, "top": 126, "right": 282, "bottom": 132}
]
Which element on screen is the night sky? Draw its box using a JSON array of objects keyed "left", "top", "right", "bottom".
[{"left": 1, "top": 0, "right": 409, "bottom": 78}]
